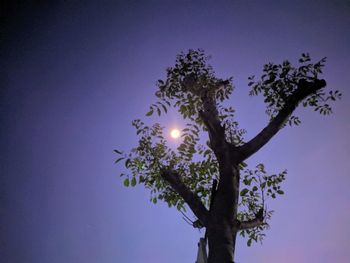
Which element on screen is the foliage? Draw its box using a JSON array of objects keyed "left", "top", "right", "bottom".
[
  {"left": 238, "top": 163, "right": 286, "bottom": 246},
  {"left": 115, "top": 119, "right": 218, "bottom": 210},
  {"left": 115, "top": 49, "right": 242, "bottom": 211},
  {"left": 115, "top": 49, "right": 341, "bottom": 246},
  {"left": 249, "top": 53, "right": 341, "bottom": 125}
]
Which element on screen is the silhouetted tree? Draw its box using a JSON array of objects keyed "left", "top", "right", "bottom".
[{"left": 115, "top": 49, "right": 341, "bottom": 263}]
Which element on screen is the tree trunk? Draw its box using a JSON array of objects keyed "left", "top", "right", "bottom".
[
  {"left": 207, "top": 157, "right": 240, "bottom": 263},
  {"left": 207, "top": 220, "right": 237, "bottom": 263}
]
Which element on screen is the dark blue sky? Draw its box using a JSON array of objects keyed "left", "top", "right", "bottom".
[{"left": 1, "top": 1, "right": 349, "bottom": 262}]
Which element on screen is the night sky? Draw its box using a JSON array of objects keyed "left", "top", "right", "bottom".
[{"left": 1, "top": 1, "right": 350, "bottom": 262}]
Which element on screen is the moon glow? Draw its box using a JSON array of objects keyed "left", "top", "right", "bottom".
[{"left": 170, "top": 129, "right": 180, "bottom": 139}]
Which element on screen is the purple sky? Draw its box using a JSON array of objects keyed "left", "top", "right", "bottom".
[{"left": 1, "top": 1, "right": 349, "bottom": 262}]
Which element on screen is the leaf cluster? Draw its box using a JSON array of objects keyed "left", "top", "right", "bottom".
[
  {"left": 116, "top": 119, "right": 220, "bottom": 211},
  {"left": 152, "top": 49, "right": 234, "bottom": 124},
  {"left": 238, "top": 163, "right": 287, "bottom": 246},
  {"left": 249, "top": 53, "right": 341, "bottom": 125}
]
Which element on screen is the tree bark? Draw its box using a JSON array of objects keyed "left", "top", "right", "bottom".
[
  {"left": 196, "top": 86, "right": 241, "bottom": 262},
  {"left": 207, "top": 220, "right": 237, "bottom": 263},
  {"left": 206, "top": 156, "right": 240, "bottom": 263}
]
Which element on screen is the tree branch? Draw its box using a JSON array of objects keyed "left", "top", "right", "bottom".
[
  {"left": 183, "top": 75, "right": 228, "bottom": 156},
  {"left": 238, "top": 208, "right": 265, "bottom": 230},
  {"left": 199, "top": 91, "right": 227, "bottom": 156},
  {"left": 235, "top": 78, "right": 326, "bottom": 163},
  {"left": 160, "top": 169, "right": 209, "bottom": 226},
  {"left": 238, "top": 217, "right": 265, "bottom": 230}
]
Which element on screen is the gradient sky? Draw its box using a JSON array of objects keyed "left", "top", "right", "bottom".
[{"left": 1, "top": 1, "right": 350, "bottom": 262}]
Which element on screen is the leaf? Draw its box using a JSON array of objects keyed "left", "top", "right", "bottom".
[
  {"left": 125, "top": 159, "right": 131, "bottom": 168},
  {"left": 240, "top": 188, "right": 249, "bottom": 196},
  {"left": 161, "top": 104, "right": 168, "bottom": 113},
  {"left": 131, "top": 177, "right": 137, "bottom": 187},
  {"left": 146, "top": 108, "right": 153, "bottom": 116},
  {"left": 152, "top": 197, "right": 157, "bottom": 204},
  {"left": 123, "top": 178, "right": 130, "bottom": 187},
  {"left": 203, "top": 149, "right": 212, "bottom": 157},
  {"left": 176, "top": 203, "right": 182, "bottom": 211},
  {"left": 114, "top": 157, "right": 124, "bottom": 164},
  {"left": 247, "top": 239, "right": 252, "bottom": 247},
  {"left": 114, "top": 149, "right": 122, "bottom": 154},
  {"left": 277, "top": 190, "right": 284, "bottom": 195},
  {"left": 240, "top": 162, "right": 248, "bottom": 168},
  {"left": 243, "top": 179, "right": 250, "bottom": 186},
  {"left": 180, "top": 105, "right": 187, "bottom": 113}
]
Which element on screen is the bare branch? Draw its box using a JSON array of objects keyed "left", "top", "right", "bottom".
[
  {"left": 160, "top": 169, "right": 209, "bottom": 226},
  {"left": 235, "top": 78, "right": 326, "bottom": 162}
]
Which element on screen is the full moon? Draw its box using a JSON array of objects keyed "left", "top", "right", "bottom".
[{"left": 170, "top": 129, "right": 180, "bottom": 139}]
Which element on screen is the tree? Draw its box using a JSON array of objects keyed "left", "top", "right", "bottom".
[{"left": 115, "top": 49, "right": 341, "bottom": 263}]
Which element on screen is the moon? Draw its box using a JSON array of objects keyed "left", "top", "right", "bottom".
[{"left": 170, "top": 129, "right": 180, "bottom": 139}]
